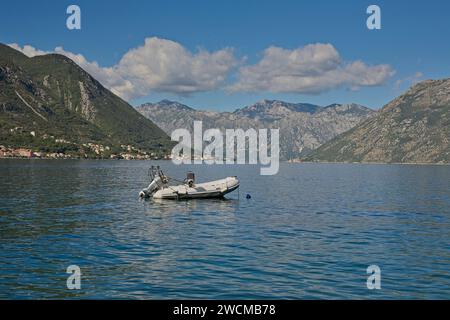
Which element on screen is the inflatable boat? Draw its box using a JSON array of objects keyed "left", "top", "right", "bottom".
[{"left": 139, "top": 166, "right": 239, "bottom": 200}]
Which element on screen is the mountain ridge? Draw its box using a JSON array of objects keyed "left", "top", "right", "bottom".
[
  {"left": 137, "top": 99, "right": 375, "bottom": 160},
  {"left": 305, "top": 78, "right": 450, "bottom": 163}
]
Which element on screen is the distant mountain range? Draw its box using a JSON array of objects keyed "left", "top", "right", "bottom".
[
  {"left": 306, "top": 79, "right": 450, "bottom": 163},
  {"left": 137, "top": 99, "right": 375, "bottom": 160},
  {"left": 0, "top": 43, "right": 172, "bottom": 158}
]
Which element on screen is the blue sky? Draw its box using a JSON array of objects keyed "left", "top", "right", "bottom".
[{"left": 1, "top": 0, "right": 450, "bottom": 111}]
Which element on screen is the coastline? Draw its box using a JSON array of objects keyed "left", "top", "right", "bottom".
[
  {"left": 0, "top": 156, "right": 171, "bottom": 161},
  {"left": 289, "top": 160, "right": 450, "bottom": 166},
  {"left": 1, "top": 156, "right": 449, "bottom": 166}
]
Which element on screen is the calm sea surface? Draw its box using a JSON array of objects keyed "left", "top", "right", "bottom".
[{"left": 0, "top": 159, "right": 449, "bottom": 299}]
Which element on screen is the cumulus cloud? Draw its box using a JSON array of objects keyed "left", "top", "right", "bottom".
[
  {"left": 8, "top": 43, "right": 49, "bottom": 57},
  {"left": 9, "top": 40, "right": 394, "bottom": 100},
  {"left": 115, "top": 38, "right": 238, "bottom": 97},
  {"left": 9, "top": 37, "right": 239, "bottom": 100},
  {"left": 228, "top": 43, "right": 395, "bottom": 93}
]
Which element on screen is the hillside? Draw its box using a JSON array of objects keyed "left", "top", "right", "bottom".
[
  {"left": 306, "top": 79, "right": 450, "bottom": 163},
  {"left": 0, "top": 43, "right": 172, "bottom": 158}
]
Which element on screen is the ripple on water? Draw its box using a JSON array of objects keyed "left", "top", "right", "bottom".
[{"left": 0, "top": 160, "right": 449, "bottom": 299}]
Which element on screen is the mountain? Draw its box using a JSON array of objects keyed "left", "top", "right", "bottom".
[
  {"left": 0, "top": 43, "right": 172, "bottom": 158},
  {"left": 306, "top": 79, "right": 450, "bottom": 163},
  {"left": 137, "top": 99, "right": 374, "bottom": 160},
  {"left": 234, "top": 99, "right": 320, "bottom": 119}
]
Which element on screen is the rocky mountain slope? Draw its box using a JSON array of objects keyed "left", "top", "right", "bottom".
[
  {"left": 137, "top": 99, "right": 375, "bottom": 160},
  {"left": 0, "top": 43, "right": 172, "bottom": 158},
  {"left": 306, "top": 79, "right": 450, "bottom": 163}
]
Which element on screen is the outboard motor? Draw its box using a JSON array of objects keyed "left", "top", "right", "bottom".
[
  {"left": 139, "top": 175, "right": 163, "bottom": 198},
  {"left": 186, "top": 171, "right": 195, "bottom": 187}
]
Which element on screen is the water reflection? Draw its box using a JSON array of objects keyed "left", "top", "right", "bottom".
[{"left": 145, "top": 197, "right": 240, "bottom": 215}]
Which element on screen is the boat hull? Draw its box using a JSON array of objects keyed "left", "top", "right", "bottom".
[{"left": 152, "top": 176, "right": 239, "bottom": 200}]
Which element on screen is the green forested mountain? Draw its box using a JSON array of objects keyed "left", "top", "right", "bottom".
[{"left": 0, "top": 43, "right": 172, "bottom": 157}]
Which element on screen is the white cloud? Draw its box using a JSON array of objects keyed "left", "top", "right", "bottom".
[
  {"left": 114, "top": 37, "right": 238, "bottom": 98},
  {"left": 228, "top": 43, "right": 395, "bottom": 94},
  {"left": 9, "top": 37, "right": 239, "bottom": 100},
  {"left": 8, "top": 43, "right": 49, "bottom": 57},
  {"left": 8, "top": 40, "right": 394, "bottom": 100}
]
